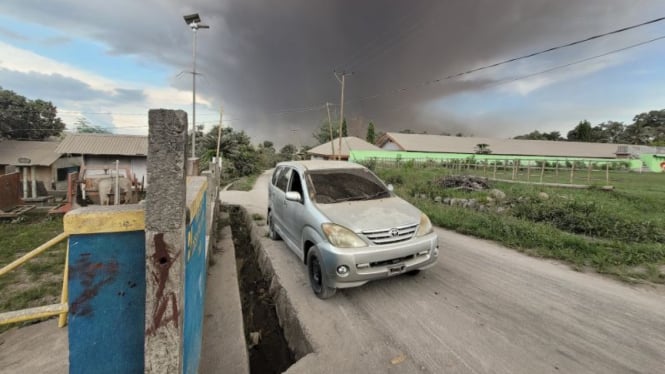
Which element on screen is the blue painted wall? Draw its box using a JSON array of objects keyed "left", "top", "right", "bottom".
[
  {"left": 183, "top": 193, "right": 208, "bottom": 374},
  {"left": 68, "top": 231, "right": 146, "bottom": 374}
]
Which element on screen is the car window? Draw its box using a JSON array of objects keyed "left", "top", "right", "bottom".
[
  {"left": 272, "top": 166, "right": 283, "bottom": 186},
  {"left": 308, "top": 168, "right": 391, "bottom": 203},
  {"left": 276, "top": 167, "right": 292, "bottom": 192},
  {"left": 288, "top": 171, "right": 304, "bottom": 195}
]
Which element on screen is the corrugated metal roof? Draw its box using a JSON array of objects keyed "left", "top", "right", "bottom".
[
  {"left": 379, "top": 133, "right": 624, "bottom": 158},
  {"left": 308, "top": 136, "right": 381, "bottom": 157},
  {"left": 0, "top": 140, "right": 61, "bottom": 166},
  {"left": 55, "top": 133, "right": 148, "bottom": 156}
]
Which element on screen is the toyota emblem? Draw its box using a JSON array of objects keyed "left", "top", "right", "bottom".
[{"left": 389, "top": 228, "right": 399, "bottom": 237}]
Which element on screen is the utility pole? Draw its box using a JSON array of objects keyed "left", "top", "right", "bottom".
[
  {"left": 334, "top": 71, "right": 352, "bottom": 160},
  {"left": 215, "top": 106, "right": 223, "bottom": 169},
  {"left": 326, "top": 102, "right": 334, "bottom": 158}
]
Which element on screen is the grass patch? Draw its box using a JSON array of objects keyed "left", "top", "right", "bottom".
[
  {"left": 226, "top": 174, "right": 259, "bottom": 191},
  {"left": 0, "top": 214, "right": 67, "bottom": 332},
  {"left": 376, "top": 166, "right": 665, "bottom": 283},
  {"left": 251, "top": 213, "right": 264, "bottom": 221}
]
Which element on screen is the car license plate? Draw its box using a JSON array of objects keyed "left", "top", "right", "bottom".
[{"left": 388, "top": 264, "right": 405, "bottom": 275}]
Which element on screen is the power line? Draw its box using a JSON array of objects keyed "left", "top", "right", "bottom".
[
  {"left": 345, "top": 19, "right": 665, "bottom": 106},
  {"left": 442, "top": 15, "right": 665, "bottom": 81},
  {"left": 492, "top": 34, "right": 665, "bottom": 87},
  {"left": 362, "top": 34, "right": 665, "bottom": 120}
]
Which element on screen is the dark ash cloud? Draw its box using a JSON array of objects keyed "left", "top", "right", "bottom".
[{"left": 2, "top": 0, "right": 665, "bottom": 145}]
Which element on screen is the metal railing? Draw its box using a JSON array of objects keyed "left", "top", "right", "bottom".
[{"left": 0, "top": 232, "right": 70, "bottom": 328}]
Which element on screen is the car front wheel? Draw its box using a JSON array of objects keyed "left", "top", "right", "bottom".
[{"left": 307, "top": 248, "right": 336, "bottom": 299}]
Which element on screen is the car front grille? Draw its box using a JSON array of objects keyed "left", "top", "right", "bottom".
[{"left": 362, "top": 223, "right": 418, "bottom": 245}]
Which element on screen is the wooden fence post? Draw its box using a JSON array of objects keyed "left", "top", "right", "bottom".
[
  {"left": 540, "top": 161, "right": 545, "bottom": 183},
  {"left": 569, "top": 162, "right": 575, "bottom": 184}
]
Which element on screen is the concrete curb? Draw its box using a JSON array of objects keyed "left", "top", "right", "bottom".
[{"left": 200, "top": 221, "right": 250, "bottom": 374}]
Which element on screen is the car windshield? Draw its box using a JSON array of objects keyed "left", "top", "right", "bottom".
[{"left": 307, "top": 168, "right": 391, "bottom": 204}]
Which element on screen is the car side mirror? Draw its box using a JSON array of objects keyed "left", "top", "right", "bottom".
[
  {"left": 387, "top": 184, "right": 394, "bottom": 192},
  {"left": 285, "top": 191, "right": 302, "bottom": 202}
]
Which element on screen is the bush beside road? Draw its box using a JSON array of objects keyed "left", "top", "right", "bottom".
[{"left": 376, "top": 166, "right": 665, "bottom": 283}]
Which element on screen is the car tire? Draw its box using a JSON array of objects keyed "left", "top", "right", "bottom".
[
  {"left": 267, "top": 211, "right": 281, "bottom": 240},
  {"left": 307, "top": 248, "right": 336, "bottom": 299}
]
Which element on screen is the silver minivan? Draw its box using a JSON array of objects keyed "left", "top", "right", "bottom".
[{"left": 267, "top": 160, "right": 439, "bottom": 299}]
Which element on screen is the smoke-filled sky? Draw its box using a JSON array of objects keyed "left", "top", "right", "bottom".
[{"left": 1, "top": 0, "right": 665, "bottom": 147}]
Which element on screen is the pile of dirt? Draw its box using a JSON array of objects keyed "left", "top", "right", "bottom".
[{"left": 436, "top": 175, "right": 491, "bottom": 191}]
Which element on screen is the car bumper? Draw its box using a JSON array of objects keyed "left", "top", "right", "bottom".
[{"left": 317, "top": 232, "right": 439, "bottom": 288}]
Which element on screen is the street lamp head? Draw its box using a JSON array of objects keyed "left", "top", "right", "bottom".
[
  {"left": 190, "top": 23, "right": 210, "bottom": 31},
  {"left": 183, "top": 13, "right": 201, "bottom": 25}
]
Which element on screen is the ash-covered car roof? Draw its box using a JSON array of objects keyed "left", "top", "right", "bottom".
[{"left": 276, "top": 160, "right": 365, "bottom": 171}]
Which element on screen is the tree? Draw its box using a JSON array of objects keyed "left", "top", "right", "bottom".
[
  {"left": 0, "top": 87, "right": 65, "bottom": 140},
  {"left": 341, "top": 118, "right": 348, "bottom": 137},
  {"left": 278, "top": 144, "right": 297, "bottom": 161},
  {"left": 588, "top": 121, "right": 626, "bottom": 143},
  {"left": 75, "top": 117, "right": 111, "bottom": 134},
  {"left": 313, "top": 119, "right": 339, "bottom": 144},
  {"left": 514, "top": 130, "right": 563, "bottom": 141},
  {"left": 366, "top": 122, "right": 376, "bottom": 144},
  {"left": 199, "top": 125, "right": 259, "bottom": 177},
  {"left": 257, "top": 140, "right": 278, "bottom": 169},
  {"left": 474, "top": 143, "right": 492, "bottom": 154},
  {"left": 567, "top": 120, "right": 593, "bottom": 142},
  {"left": 624, "top": 110, "right": 665, "bottom": 144}
]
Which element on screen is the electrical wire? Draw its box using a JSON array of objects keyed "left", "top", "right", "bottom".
[
  {"left": 445, "top": 15, "right": 665, "bottom": 81},
  {"left": 346, "top": 29, "right": 665, "bottom": 105},
  {"left": 361, "top": 34, "right": 665, "bottom": 120}
]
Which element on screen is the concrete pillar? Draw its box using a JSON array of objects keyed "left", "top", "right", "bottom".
[
  {"left": 22, "top": 167, "right": 28, "bottom": 199},
  {"left": 31, "top": 166, "right": 37, "bottom": 198},
  {"left": 144, "top": 109, "right": 188, "bottom": 373}
]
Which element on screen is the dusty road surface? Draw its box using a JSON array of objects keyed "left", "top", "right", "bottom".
[{"left": 221, "top": 170, "right": 665, "bottom": 374}]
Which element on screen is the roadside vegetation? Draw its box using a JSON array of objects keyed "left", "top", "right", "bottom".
[
  {"left": 0, "top": 214, "right": 67, "bottom": 332},
  {"left": 375, "top": 165, "right": 665, "bottom": 283},
  {"left": 225, "top": 174, "right": 260, "bottom": 191}
]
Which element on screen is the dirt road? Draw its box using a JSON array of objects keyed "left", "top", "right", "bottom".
[{"left": 221, "top": 171, "right": 665, "bottom": 374}]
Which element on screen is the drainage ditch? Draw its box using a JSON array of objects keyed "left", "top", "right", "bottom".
[{"left": 228, "top": 206, "right": 296, "bottom": 374}]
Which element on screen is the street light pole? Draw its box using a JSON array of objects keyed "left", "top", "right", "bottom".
[{"left": 184, "top": 13, "right": 209, "bottom": 159}]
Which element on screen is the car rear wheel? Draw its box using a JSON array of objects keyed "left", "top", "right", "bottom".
[
  {"left": 267, "top": 211, "right": 280, "bottom": 240},
  {"left": 307, "top": 248, "right": 336, "bottom": 299}
]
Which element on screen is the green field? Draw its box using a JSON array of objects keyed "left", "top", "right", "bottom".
[
  {"left": 0, "top": 214, "right": 67, "bottom": 331},
  {"left": 374, "top": 165, "right": 665, "bottom": 283}
]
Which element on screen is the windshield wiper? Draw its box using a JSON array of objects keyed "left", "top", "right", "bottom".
[
  {"left": 333, "top": 195, "right": 367, "bottom": 203},
  {"left": 333, "top": 190, "right": 389, "bottom": 203},
  {"left": 365, "top": 190, "right": 390, "bottom": 200}
]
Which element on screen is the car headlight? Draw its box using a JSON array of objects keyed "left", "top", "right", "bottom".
[
  {"left": 321, "top": 223, "right": 367, "bottom": 248},
  {"left": 415, "top": 213, "right": 433, "bottom": 237}
]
